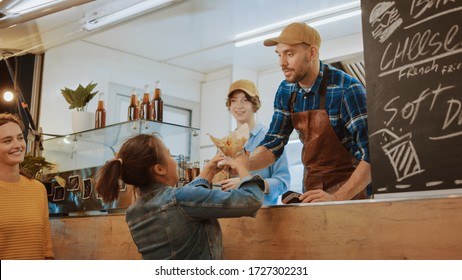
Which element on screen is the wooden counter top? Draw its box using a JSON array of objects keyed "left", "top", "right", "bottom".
[{"left": 50, "top": 195, "right": 462, "bottom": 259}]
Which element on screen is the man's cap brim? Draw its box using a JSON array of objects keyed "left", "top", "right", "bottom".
[{"left": 263, "top": 37, "right": 306, "bottom": 46}]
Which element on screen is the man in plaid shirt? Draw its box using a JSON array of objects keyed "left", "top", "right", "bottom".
[{"left": 249, "top": 22, "right": 370, "bottom": 203}]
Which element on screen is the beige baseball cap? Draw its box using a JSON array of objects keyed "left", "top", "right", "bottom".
[
  {"left": 263, "top": 22, "right": 321, "bottom": 48},
  {"left": 227, "top": 79, "right": 260, "bottom": 98}
]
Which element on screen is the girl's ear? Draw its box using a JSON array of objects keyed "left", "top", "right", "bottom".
[{"left": 152, "top": 164, "right": 167, "bottom": 176}]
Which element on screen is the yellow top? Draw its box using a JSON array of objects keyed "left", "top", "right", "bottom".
[{"left": 0, "top": 175, "right": 54, "bottom": 259}]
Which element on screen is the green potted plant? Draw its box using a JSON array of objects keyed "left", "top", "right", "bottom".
[
  {"left": 20, "top": 153, "right": 55, "bottom": 179},
  {"left": 61, "top": 81, "right": 99, "bottom": 132}
]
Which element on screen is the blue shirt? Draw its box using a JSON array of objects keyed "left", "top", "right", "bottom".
[
  {"left": 260, "top": 61, "right": 369, "bottom": 163},
  {"left": 125, "top": 175, "right": 264, "bottom": 260},
  {"left": 246, "top": 124, "right": 290, "bottom": 205}
]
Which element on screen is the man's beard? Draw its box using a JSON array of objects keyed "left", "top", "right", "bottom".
[{"left": 284, "top": 68, "right": 309, "bottom": 83}]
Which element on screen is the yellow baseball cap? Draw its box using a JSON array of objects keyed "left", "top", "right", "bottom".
[{"left": 228, "top": 79, "right": 260, "bottom": 98}]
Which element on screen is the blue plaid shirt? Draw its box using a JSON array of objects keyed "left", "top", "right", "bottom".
[{"left": 260, "top": 61, "right": 369, "bottom": 163}]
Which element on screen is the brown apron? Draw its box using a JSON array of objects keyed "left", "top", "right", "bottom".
[{"left": 289, "top": 66, "right": 366, "bottom": 199}]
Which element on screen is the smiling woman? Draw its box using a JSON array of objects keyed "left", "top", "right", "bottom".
[{"left": 0, "top": 112, "right": 54, "bottom": 260}]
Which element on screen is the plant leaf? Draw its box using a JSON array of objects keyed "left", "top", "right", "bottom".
[
  {"left": 20, "top": 153, "right": 55, "bottom": 178},
  {"left": 61, "top": 81, "right": 99, "bottom": 109}
]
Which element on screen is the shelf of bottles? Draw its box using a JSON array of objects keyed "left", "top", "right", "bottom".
[{"left": 42, "top": 120, "right": 200, "bottom": 173}]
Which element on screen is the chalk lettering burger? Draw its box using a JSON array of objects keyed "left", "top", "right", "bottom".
[{"left": 369, "top": 1, "right": 403, "bottom": 43}]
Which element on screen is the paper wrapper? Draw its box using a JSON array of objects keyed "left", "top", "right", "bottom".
[
  {"left": 212, "top": 170, "right": 229, "bottom": 184},
  {"left": 208, "top": 123, "right": 249, "bottom": 158}
]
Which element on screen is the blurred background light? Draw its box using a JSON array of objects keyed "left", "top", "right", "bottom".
[{"left": 3, "top": 90, "right": 15, "bottom": 102}]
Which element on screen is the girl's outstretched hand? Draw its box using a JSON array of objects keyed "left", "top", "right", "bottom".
[
  {"left": 218, "top": 151, "right": 251, "bottom": 179},
  {"left": 198, "top": 152, "right": 225, "bottom": 182}
]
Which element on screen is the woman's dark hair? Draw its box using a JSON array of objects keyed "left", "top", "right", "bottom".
[
  {"left": 0, "top": 113, "right": 31, "bottom": 179},
  {"left": 95, "top": 134, "right": 166, "bottom": 203}
]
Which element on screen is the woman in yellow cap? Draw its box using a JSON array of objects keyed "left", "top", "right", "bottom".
[{"left": 219, "top": 79, "right": 290, "bottom": 205}]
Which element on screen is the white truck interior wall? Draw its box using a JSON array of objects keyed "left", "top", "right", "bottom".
[
  {"left": 199, "top": 68, "right": 232, "bottom": 162},
  {"left": 40, "top": 40, "right": 203, "bottom": 137},
  {"left": 256, "top": 69, "right": 284, "bottom": 129}
]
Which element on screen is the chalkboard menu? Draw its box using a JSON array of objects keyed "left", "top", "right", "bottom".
[{"left": 361, "top": 1, "right": 462, "bottom": 195}]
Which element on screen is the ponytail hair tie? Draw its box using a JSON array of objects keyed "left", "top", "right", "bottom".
[{"left": 114, "top": 158, "right": 123, "bottom": 165}]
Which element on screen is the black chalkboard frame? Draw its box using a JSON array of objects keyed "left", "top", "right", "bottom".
[{"left": 361, "top": 0, "right": 462, "bottom": 195}]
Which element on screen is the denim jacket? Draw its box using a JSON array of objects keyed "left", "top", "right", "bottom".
[{"left": 125, "top": 175, "right": 264, "bottom": 260}]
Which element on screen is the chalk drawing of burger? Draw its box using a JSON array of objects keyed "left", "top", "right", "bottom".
[{"left": 369, "top": 1, "right": 403, "bottom": 43}]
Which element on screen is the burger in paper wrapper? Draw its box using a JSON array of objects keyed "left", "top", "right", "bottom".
[
  {"left": 208, "top": 124, "right": 249, "bottom": 185},
  {"left": 212, "top": 170, "right": 230, "bottom": 183},
  {"left": 208, "top": 123, "right": 249, "bottom": 158}
]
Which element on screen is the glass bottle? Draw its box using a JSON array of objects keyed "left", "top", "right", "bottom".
[
  {"left": 203, "top": 159, "right": 210, "bottom": 170},
  {"left": 154, "top": 80, "right": 163, "bottom": 122},
  {"left": 193, "top": 161, "right": 200, "bottom": 179},
  {"left": 177, "top": 155, "right": 186, "bottom": 182},
  {"left": 186, "top": 162, "right": 194, "bottom": 182},
  {"left": 95, "top": 93, "right": 106, "bottom": 128},
  {"left": 135, "top": 98, "right": 140, "bottom": 119},
  {"left": 140, "top": 84, "right": 152, "bottom": 121},
  {"left": 149, "top": 85, "right": 156, "bottom": 121},
  {"left": 139, "top": 85, "right": 151, "bottom": 120},
  {"left": 127, "top": 89, "right": 139, "bottom": 121}
]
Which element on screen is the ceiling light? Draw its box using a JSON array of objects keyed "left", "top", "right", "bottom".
[
  {"left": 2, "top": 90, "right": 14, "bottom": 102},
  {"left": 84, "top": 0, "right": 175, "bottom": 31},
  {"left": 235, "top": 1, "right": 361, "bottom": 47},
  {"left": 0, "top": 0, "right": 92, "bottom": 29},
  {"left": 235, "top": 31, "right": 280, "bottom": 48},
  {"left": 6, "top": 0, "right": 64, "bottom": 15}
]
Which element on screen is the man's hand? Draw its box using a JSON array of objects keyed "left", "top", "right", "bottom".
[{"left": 299, "top": 189, "right": 336, "bottom": 203}]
